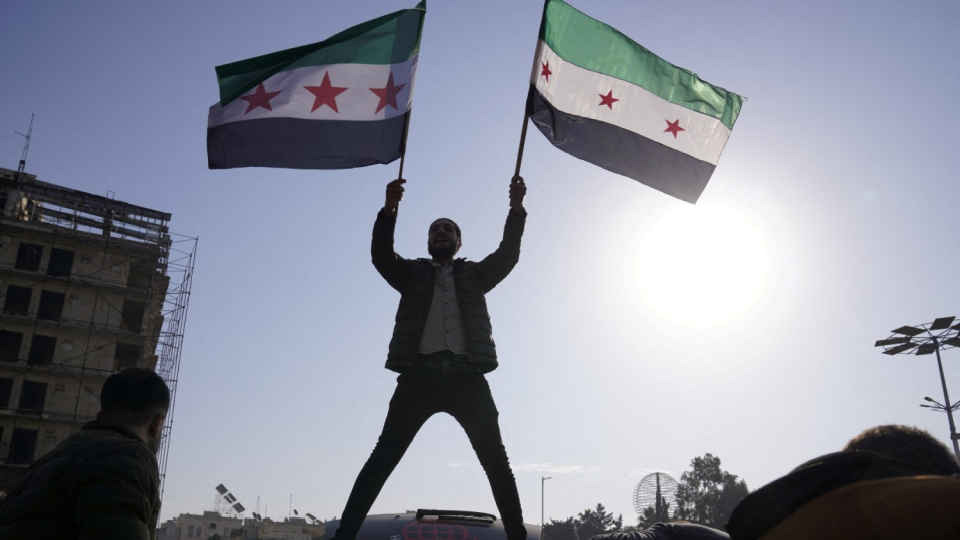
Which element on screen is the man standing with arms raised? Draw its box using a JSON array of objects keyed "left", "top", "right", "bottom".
[{"left": 332, "top": 176, "right": 528, "bottom": 540}]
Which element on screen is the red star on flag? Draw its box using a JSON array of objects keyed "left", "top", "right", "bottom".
[
  {"left": 664, "top": 119, "right": 685, "bottom": 138},
  {"left": 239, "top": 83, "right": 282, "bottom": 114},
  {"left": 541, "top": 61, "right": 553, "bottom": 82},
  {"left": 370, "top": 73, "right": 406, "bottom": 113},
  {"left": 598, "top": 90, "right": 619, "bottom": 109},
  {"left": 304, "top": 71, "right": 349, "bottom": 113}
]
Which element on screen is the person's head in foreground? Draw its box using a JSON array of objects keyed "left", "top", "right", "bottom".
[
  {"left": 843, "top": 423, "right": 960, "bottom": 475},
  {"left": 98, "top": 367, "right": 170, "bottom": 453}
]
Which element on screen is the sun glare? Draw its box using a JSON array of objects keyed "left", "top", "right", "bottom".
[{"left": 635, "top": 205, "right": 768, "bottom": 325}]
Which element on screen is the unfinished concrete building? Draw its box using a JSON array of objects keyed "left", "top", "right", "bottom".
[{"left": 0, "top": 166, "right": 195, "bottom": 498}]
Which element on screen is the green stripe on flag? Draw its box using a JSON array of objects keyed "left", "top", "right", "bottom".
[
  {"left": 539, "top": 0, "right": 742, "bottom": 130},
  {"left": 216, "top": 1, "right": 426, "bottom": 106}
]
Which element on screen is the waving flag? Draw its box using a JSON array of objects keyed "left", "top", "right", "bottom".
[
  {"left": 527, "top": 0, "right": 743, "bottom": 203},
  {"left": 208, "top": 2, "right": 426, "bottom": 170}
]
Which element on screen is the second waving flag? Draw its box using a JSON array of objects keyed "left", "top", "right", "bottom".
[{"left": 527, "top": 0, "right": 743, "bottom": 204}]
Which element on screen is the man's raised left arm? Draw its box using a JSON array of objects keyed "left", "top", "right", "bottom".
[{"left": 476, "top": 176, "right": 527, "bottom": 292}]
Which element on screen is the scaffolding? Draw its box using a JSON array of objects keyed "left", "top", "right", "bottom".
[{"left": 0, "top": 166, "right": 195, "bottom": 503}]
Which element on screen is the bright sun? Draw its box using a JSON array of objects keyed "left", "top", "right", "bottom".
[{"left": 635, "top": 205, "right": 769, "bottom": 325}]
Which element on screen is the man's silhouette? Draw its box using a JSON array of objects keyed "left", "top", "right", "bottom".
[{"left": 333, "top": 176, "right": 528, "bottom": 540}]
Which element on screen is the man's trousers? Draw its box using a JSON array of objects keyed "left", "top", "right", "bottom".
[{"left": 335, "top": 368, "right": 527, "bottom": 540}]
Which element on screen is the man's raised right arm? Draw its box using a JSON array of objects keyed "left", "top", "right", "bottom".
[{"left": 372, "top": 178, "right": 408, "bottom": 291}]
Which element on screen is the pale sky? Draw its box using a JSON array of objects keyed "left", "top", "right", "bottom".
[{"left": 2, "top": 0, "right": 960, "bottom": 528}]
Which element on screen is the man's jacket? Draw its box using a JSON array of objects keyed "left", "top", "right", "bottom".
[
  {"left": 372, "top": 208, "right": 526, "bottom": 373},
  {"left": 0, "top": 420, "right": 160, "bottom": 540}
]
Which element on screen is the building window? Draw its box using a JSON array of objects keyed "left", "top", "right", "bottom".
[
  {"left": 28, "top": 335, "right": 56, "bottom": 366},
  {"left": 128, "top": 258, "right": 154, "bottom": 289},
  {"left": 121, "top": 300, "right": 147, "bottom": 333},
  {"left": 0, "top": 378, "right": 12, "bottom": 407},
  {"left": 18, "top": 381, "right": 47, "bottom": 412},
  {"left": 188, "top": 526, "right": 194, "bottom": 537},
  {"left": 3, "top": 285, "right": 32, "bottom": 316},
  {"left": 8, "top": 428, "right": 38, "bottom": 464},
  {"left": 0, "top": 331, "right": 23, "bottom": 362},
  {"left": 47, "top": 248, "right": 75, "bottom": 277},
  {"left": 15, "top": 243, "right": 43, "bottom": 271},
  {"left": 37, "top": 290, "right": 66, "bottom": 321},
  {"left": 114, "top": 343, "right": 141, "bottom": 370},
  {"left": 0, "top": 189, "right": 8, "bottom": 214}
]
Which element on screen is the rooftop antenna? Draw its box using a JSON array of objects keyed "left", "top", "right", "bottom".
[{"left": 15, "top": 113, "right": 35, "bottom": 178}]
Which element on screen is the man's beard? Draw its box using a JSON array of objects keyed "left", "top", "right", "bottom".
[{"left": 428, "top": 242, "right": 457, "bottom": 259}]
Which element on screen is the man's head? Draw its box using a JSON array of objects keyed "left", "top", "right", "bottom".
[
  {"left": 843, "top": 424, "right": 960, "bottom": 475},
  {"left": 427, "top": 218, "right": 462, "bottom": 261},
  {"left": 98, "top": 368, "right": 170, "bottom": 453}
]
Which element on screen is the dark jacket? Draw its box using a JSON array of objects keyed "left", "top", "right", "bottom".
[
  {"left": 726, "top": 451, "right": 960, "bottom": 540},
  {"left": 372, "top": 208, "right": 526, "bottom": 373},
  {"left": 0, "top": 420, "right": 160, "bottom": 540}
]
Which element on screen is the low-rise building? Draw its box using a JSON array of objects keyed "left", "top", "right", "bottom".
[
  {"left": 246, "top": 517, "right": 325, "bottom": 540},
  {"left": 161, "top": 512, "right": 324, "bottom": 540},
  {"left": 171, "top": 510, "right": 243, "bottom": 539}
]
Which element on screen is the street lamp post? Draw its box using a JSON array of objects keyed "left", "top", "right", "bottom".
[
  {"left": 921, "top": 395, "right": 960, "bottom": 414},
  {"left": 541, "top": 476, "right": 552, "bottom": 534},
  {"left": 876, "top": 316, "right": 960, "bottom": 462}
]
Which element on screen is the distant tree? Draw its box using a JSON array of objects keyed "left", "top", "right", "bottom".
[
  {"left": 637, "top": 500, "right": 671, "bottom": 529},
  {"left": 543, "top": 504, "right": 625, "bottom": 540},
  {"left": 717, "top": 475, "right": 749, "bottom": 525},
  {"left": 576, "top": 504, "right": 622, "bottom": 539},
  {"left": 674, "top": 453, "right": 749, "bottom": 530},
  {"left": 542, "top": 516, "right": 577, "bottom": 540}
]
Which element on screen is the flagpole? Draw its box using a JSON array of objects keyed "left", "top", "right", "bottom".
[
  {"left": 515, "top": 0, "right": 549, "bottom": 178},
  {"left": 398, "top": 110, "right": 412, "bottom": 179},
  {"left": 514, "top": 112, "right": 529, "bottom": 178}
]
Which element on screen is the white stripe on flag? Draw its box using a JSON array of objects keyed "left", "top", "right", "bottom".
[
  {"left": 209, "top": 55, "right": 418, "bottom": 127},
  {"left": 533, "top": 42, "right": 731, "bottom": 165}
]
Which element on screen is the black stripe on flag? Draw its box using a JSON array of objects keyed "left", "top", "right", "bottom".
[
  {"left": 208, "top": 113, "right": 408, "bottom": 170},
  {"left": 527, "top": 88, "right": 715, "bottom": 204}
]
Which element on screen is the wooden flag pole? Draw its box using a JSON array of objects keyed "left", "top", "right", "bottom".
[
  {"left": 514, "top": 113, "right": 529, "bottom": 177},
  {"left": 398, "top": 111, "right": 413, "bottom": 180}
]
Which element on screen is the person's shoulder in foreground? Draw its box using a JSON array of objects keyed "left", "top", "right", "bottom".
[
  {"left": 591, "top": 522, "right": 729, "bottom": 540},
  {"left": 726, "top": 424, "right": 960, "bottom": 540},
  {"left": 0, "top": 367, "right": 170, "bottom": 540}
]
